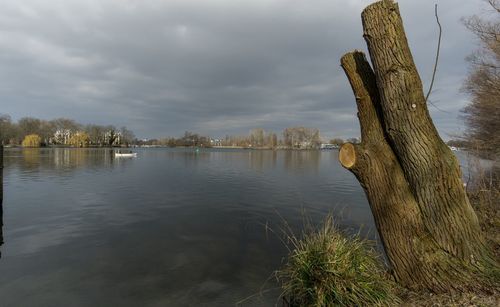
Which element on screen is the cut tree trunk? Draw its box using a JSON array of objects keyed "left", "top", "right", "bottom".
[{"left": 339, "top": 0, "right": 498, "bottom": 293}]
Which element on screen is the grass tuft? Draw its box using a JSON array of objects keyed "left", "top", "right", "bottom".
[{"left": 277, "top": 215, "right": 399, "bottom": 307}]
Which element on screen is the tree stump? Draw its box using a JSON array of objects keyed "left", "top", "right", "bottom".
[{"left": 339, "top": 0, "right": 498, "bottom": 292}]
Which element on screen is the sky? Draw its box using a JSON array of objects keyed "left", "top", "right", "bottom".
[{"left": 0, "top": 0, "right": 492, "bottom": 140}]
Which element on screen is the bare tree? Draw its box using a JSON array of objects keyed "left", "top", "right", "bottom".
[
  {"left": 50, "top": 118, "right": 80, "bottom": 133},
  {"left": 105, "top": 126, "right": 119, "bottom": 146},
  {"left": 283, "top": 127, "right": 321, "bottom": 149},
  {"left": 0, "top": 115, "right": 16, "bottom": 145},
  {"left": 339, "top": 1, "right": 498, "bottom": 292},
  {"left": 120, "top": 126, "right": 135, "bottom": 146},
  {"left": 85, "top": 124, "right": 106, "bottom": 146},
  {"left": 17, "top": 117, "right": 41, "bottom": 139},
  {"left": 461, "top": 0, "right": 500, "bottom": 157},
  {"left": 249, "top": 128, "right": 265, "bottom": 147},
  {"left": 329, "top": 138, "right": 344, "bottom": 146}
]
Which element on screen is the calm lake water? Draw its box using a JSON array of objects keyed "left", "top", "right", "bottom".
[{"left": 1, "top": 147, "right": 389, "bottom": 306}]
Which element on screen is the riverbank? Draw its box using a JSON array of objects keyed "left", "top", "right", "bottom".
[
  {"left": 388, "top": 188, "right": 500, "bottom": 306},
  {"left": 279, "top": 182, "right": 499, "bottom": 306},
  {"left": 3, "top": 144, "right": 132, "bottom": 148},
  {"left": 5, "top": 144, "right": 340, "bottom": 151}
]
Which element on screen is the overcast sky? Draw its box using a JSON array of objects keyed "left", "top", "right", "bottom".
[{"left": 0, "top": 0, "right": 492, "bottom": 140}]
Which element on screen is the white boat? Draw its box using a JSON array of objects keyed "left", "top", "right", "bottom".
[{"left": 115, "top": 152, "right": 137, "bottom": 158}]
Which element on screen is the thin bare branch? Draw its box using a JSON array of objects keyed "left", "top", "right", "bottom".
[
  {"left": 425, "top": 4, "right": 442, "bottom": 104},
  {"left": 488, "top": 0, "right": 500, "bottom": 12}
]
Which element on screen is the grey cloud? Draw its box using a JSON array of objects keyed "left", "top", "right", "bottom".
[{"left": 0, "top": 0, "right": 485, "bottom": 140}]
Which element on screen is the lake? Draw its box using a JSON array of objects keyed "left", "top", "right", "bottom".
[{"left": 0, "top": 147, "right": 395, "bottom": 306}]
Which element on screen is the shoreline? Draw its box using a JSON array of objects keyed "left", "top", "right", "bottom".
[{"left": 3, "top": 145, "right": 340, "bottom": 151}]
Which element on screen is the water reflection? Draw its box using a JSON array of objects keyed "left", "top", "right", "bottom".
[
  {"left": 4, "top": 148, "right": 134, "bottom": 174},
  {"left": 283, "top": 150, "right": 320, "bottom": 173},
  {"left": 0, "top": 147, "right": 369, "bottom": 306},
  {"left": 21, "top": 148, "right": 41, "bottom": 169},
  {"left": 248, "top": 150, "right": 277, "bottom": 171}
]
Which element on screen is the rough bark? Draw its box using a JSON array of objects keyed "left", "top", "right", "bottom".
[
  {"left": 361, "top": 0, "right": 486, "bottom": 261},
  {"left": 339, "top": 1, "right": 499, "bottom": 292},
  {"left": 340, "top": 52, "right": 429, "bottom": 288}
]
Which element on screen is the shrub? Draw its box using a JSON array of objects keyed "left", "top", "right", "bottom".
[
  {"left": 21, "top": 134, "right": 41, "bottom": 147},
  {"left": 277, "top": 216, "right": 399, "bottom": 307},
  {"left": 465, "top": 153, "right": 500, "bottom": 261}
]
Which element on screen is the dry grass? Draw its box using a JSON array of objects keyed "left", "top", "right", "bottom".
[
  {"left": 398, "top": 289, "right": 500, "bottom": 307},
  {"left": 277, "top": 216, "right": 400, "bottom": 307},
  {"left": 401, "top": 155, "right": 500, "bottom": 307},
  {"left": 276, "top": 154, "right": 499, "bottom": 306},
  {"left": 467, "top": 156, "right": 500, "bottom": 260}
]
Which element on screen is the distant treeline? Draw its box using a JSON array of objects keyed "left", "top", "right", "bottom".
[
  {"left": 0, "top": 114, "right": 356, "bottom": 149},
  {"left": 141, "top": 128, "right": 357, "bottom": 149},
  {"left": 0, "top": 114, "right": 134, "bottom": 147}
]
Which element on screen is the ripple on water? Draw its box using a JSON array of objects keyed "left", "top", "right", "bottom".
[{"left": 0, "top": 148, "right": 371, "bottom": 306}]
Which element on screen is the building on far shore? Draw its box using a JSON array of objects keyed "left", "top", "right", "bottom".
[{"left": 320, "top": 143, "right": 339, "bottom": 149}]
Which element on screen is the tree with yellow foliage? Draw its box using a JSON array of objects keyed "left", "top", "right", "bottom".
[
  {"left": 21, "top": 134, "right": 41, "bottom": 147},
  {"left": 68, "top": 132, "right": 90, "bottom": 148}
]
